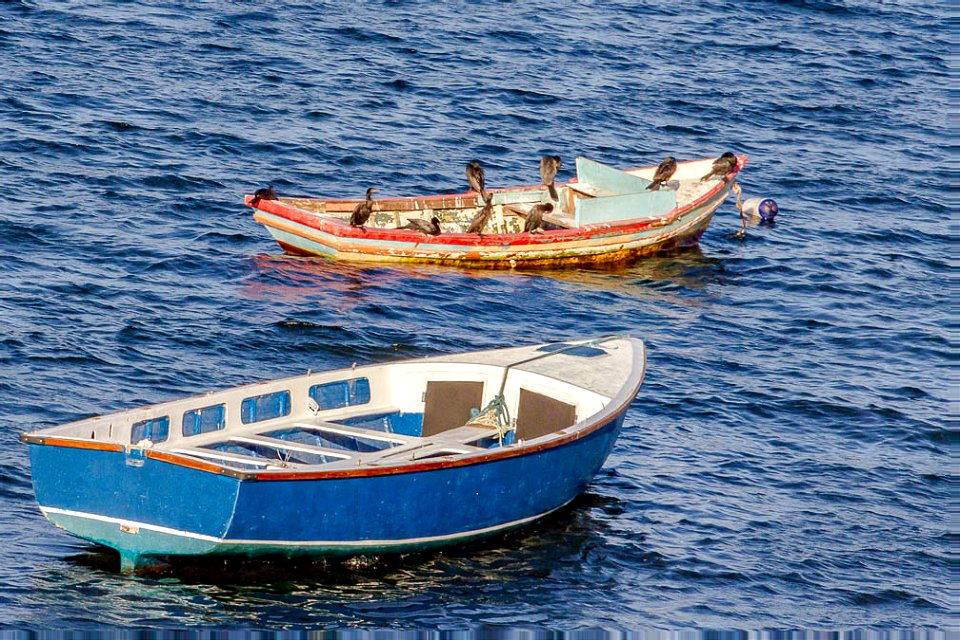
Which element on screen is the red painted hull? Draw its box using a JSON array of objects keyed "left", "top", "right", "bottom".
[{"left": 248, "top": 157, "right": 745, "bottom": 268}]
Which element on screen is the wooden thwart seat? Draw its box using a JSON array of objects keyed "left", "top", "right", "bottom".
[
  {"left": 231, "top": 435, "right": 351, "bottom": 460},
  {"left": 168, "top": 382, "right": 579, "bottom": 471},
  {"left": 172, "top": 447, "right": 278, "bottom": 468},
  {"left": 290, "top": 420, "right": 416, "bottom": 444},
  {"left": 566, "top": 182, "right": 616, "bottom": 198},
  {"left": 503, "top": 204, "right": 577, "bottom": 229}
]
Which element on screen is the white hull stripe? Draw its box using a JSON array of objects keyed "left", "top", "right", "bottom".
[
  {"left": 40, "top": 503, "right": 571, "bottom": 549},
  {"left": 41, "top": 507, "right": 223, "bottom": 543}
]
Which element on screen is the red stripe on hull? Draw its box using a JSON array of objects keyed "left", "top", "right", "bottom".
[{"left": 250, "top": 157, "right": 745, "bottom": 268}]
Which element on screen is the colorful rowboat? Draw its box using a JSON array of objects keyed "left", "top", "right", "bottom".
[
  {"left": 247, "top": 155, "right": 746, "bottom": 268},
  {"left": 22, "top": 336, "right": 646, "bottom": 574}
]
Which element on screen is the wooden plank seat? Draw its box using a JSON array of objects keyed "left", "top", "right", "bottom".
[
  {"left": 230, "top": 435, "right": 352, "bottom": 461},
  {"left": 169, "top": 412, "right": 507, "bottom": 470},
  {"left": 169, "top": 419, "right": 415, "bottom": 470},
  {"left": 171, "top": 430, "right": 357, "bottom": 470},
  {"left": 289, "top": 420, "right": 418, "bottom": 445},
  {"left": 322, "top": 194, "right": 482, "bottom": 214},
  {"left": 366, "top": 439, "right": 493, "bottom": 464},
  {"left": 503, "top": 204, "right": 577, "bottom": 229},
  {"left": 429, "top": 424, "right": 505, "bottom": 444},
  {"left": 360, "top": 423, "right": 504, "bottom": 465},
  {"left": 566, "top": 182, "right": 616, "bottom": 198},
  {"left": 171, "top": 447, "right": 281, "bottom": 469},
  {"left": 543, "top": 212, "right": 577, "bottom": 229}
]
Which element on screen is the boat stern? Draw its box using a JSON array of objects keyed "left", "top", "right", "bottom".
[{"left": 23, "top": 435, "right": 242, "bottom": 573}]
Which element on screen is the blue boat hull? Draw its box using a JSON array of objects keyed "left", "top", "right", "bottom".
[{"left": 29, "top": 413, "right": 625, "bottom": 571}]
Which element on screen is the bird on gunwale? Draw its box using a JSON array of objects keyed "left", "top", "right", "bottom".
[
  {"left": 540, "top": 155, "right": 562, "bottom": 201},
  {"left": 700, "top": 152, "right": 737, "bottom": 182},
  {"left": 349, "top": 187, "right": 377, "bottom": 228},
  {"left": 250, "top": 185, "right": 278, "bottom": 206},
  {"left": 466, "top": 160, "right": 487, "bottom": 201},
  {"left": 401, "top": 216, "right": 442, "bottom": 236},
  {"left": 646, "top": 156, "right": 677, "bottom": 191},
  {"left": 467, "top": 193, "right": 495, "bottom": 235},
  {"left": 524, "top": 202, "right": 554, "bottom": 233}
]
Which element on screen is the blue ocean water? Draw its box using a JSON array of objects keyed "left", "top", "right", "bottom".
[{"left": 0, "top": 0, "right": 949, "bottom": 632}]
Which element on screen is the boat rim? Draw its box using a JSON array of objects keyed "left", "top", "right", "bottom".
[
  {"left": 21, "top": 336, "right": 647, "bottom": 482},
  {"left": 246, "top": 156, "right": 747, "bottom": 245}
]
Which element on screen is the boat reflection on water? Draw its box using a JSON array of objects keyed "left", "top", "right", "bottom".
[
  {"left": 242, "top": 254, "right": 389, "bottom": 307},
  {"left": 242, "top": 246, "right": 722, "bottom": 310},
  {"left": 521, "top": 245, "right": 722, "bottom": 296}
]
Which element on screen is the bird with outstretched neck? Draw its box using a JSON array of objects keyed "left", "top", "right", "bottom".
[
  {"left": 524, "top": 203, "right": 553, "bottom": 233},
  {"left": 466, "top": 160, "right": 487, "bottom": 201},
  {"left": 349, "top": 188, "right": 377, "bottom": 228},
  {"left": 401, "top": 216, "right": 442, "bottom": 236},
  {"left": 647, "top": 157, "right": 677, "bottom": 191},
  {"left": 467, "top": 193, "right": 495, "bottom": 235},
  {"left": 540, "top": 155, "right": 562, "bottom": 201},
  {"left": 700, "top": 152, "right": 737, "bottom": 182}
]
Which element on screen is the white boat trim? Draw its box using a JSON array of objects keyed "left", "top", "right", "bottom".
[
  {"left": 41, "top": 501, "right": 572, "bottom": 548},
  {"left": 24, "top": 337, "right": 642, "bottom": 480},
  {"left": 42, "top": 506, "right": 224, "bottom": 543}
]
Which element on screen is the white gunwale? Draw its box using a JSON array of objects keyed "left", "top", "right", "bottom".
[{"left": 23, "top": 337, "right": 646, "bottom": 479}]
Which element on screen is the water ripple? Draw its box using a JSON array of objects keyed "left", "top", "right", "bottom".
[{"left": 0, "top": 0, "right": 949, "bottom": 632}]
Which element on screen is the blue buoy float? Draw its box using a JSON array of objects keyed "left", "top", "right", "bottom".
[
  {"left": 731, "top": 182, "right": 779, "bottom": 238},
  {"left": 741, "top": 197, "right": 779, "bottom": 223}
]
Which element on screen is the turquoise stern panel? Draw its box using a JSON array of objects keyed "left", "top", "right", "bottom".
[
  {"left": 573, "top": 158, "right": 678, "bottom": 225},
  {"left": 575, "top": 157, "right": 652, "bottom": 194},
  {"left": 575, "top": 190, "right": 678, "bottom": 226}
]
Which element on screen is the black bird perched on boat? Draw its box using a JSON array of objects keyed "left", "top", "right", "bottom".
[
  {"left": 540, "top": 155, "right": 562, "bottom": 201},
  {"left": 646, "top": 156, "right": 677, "bottom": 191},
  {"left": 250, "top": 185, "right": 278, "bottom": 206},
  {"left": 402, "top": 216, "right": 442, "bottom": 236},
  {"left": 349, "top": 188, "right": 377, "bottom": 228},
  {"left": 467, "top": 193, "right": 495, "bottom": 235},
  {"left": 524, "top": 202, "right": 553, "bottom": 234},
  {"left": 700, "top": 152, "right": 737, "bottom": 182},
  {"left": 466, "top": 160, "right": 487, "bottom": 201}
]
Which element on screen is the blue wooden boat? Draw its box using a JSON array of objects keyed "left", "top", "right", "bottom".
[{"left": 21, "top": 336, "right": 646, "bottom": 573}]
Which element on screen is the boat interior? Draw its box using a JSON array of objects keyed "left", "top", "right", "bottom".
[
  {"left": 31, "top": 341, "right": 633, "bottom": 474},
  {"left": 275, "top": 157, "right": 726, "bottom": 234}
]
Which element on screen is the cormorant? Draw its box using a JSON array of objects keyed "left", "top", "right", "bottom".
[
  {"left": 349, "top": 187, "right": 377, "bottom": 228},
  {"left": 647, "top": 156, "right": 677, "bottom": 191},
  {"left": 401, "top": 216, "right": 442, "bottom": 236},
  {"left": 700, "top": 152, "right": 737, "bottom": 182},
  {"left": 540, "top": 155, "right": 562, "bottom": 201},
  {"left": 250, "top": 185, "right": 278, "bottom": 206},
  {"left": 467, "top": 193, "right": 494, "bottom": 234},
  {"left": 466, "top": 160, "right": 487, "bottom": 200},
  {"left": 524, "top": 202, "right": 554, "bottom": 233}
]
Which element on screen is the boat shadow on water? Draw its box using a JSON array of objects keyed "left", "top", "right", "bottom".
[
  {"left": 61, "top": 492, "right": 628, "bottom": 588},
  {"left": 243, "top": 245, "right": 723, "bottom": 304}
]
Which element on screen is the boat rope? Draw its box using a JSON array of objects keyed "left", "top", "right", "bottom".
[
  {"left": 732, "top": 181, "right": 747, "bottom": 238},
  {"left": 467, "top": 335, "right": 623, "bottom": 445},
  {"left": 466, "top": 394, "right": 512, "bottom": 445}
]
